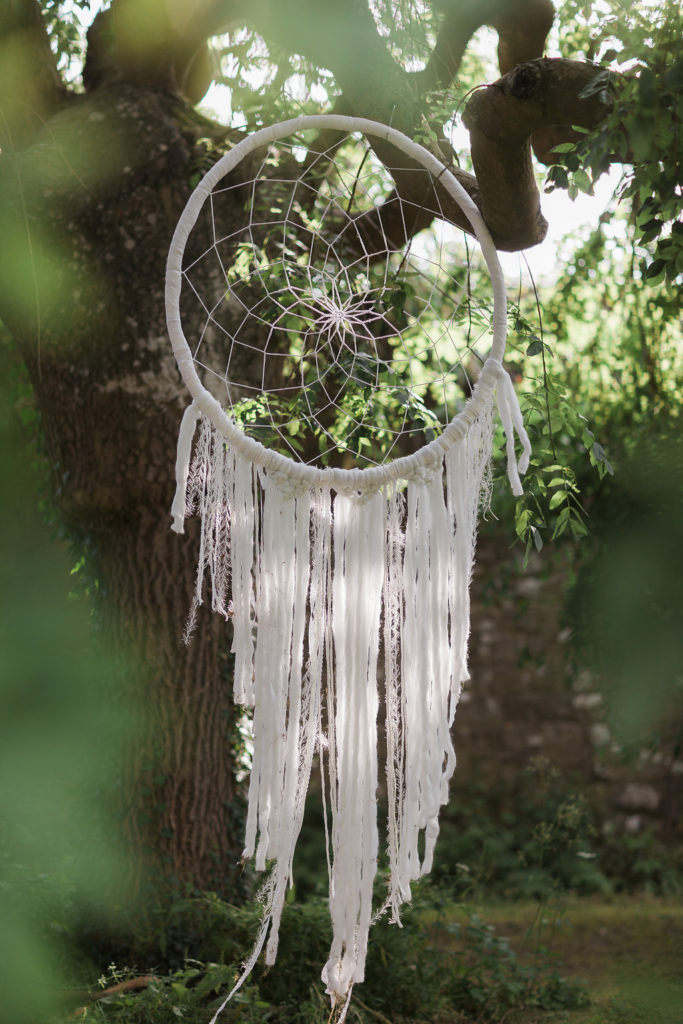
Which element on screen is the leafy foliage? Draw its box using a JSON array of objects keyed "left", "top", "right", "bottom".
[
  {"left": 38, "top": 0, "right": 93, "bottom": 75},
  {"left": 210, "top": 27, "right": 339, "bottom": 128},
  {"left": 45, "top": 890, "right": 588, "bottom": 1023},
  {"left": 432, "top": 759, "right": 683, "bottom": 900},
  {"left": 523, "top": 3, "right": 683, "bottom": 574},
  {"left": 547, "top": 0, "right": 683, "bottom": 284}
]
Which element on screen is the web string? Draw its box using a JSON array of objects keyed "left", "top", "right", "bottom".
[{"left": 177, "top": 133, "right": 495, "bottom": 471}]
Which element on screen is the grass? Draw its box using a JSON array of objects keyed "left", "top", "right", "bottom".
[{"left": 451, "top": 895, "right": 683, "bottom": 1024}]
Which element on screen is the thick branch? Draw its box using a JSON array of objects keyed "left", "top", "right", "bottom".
[
  {"left": 356, "top": 58, "right": 613, "bottom": 254},
  {"left": 420, "top": 2, "right": 485, "bottom": 92},
  {"left": 239, "top": 1, "right": 562, "bottom": 255},
  {"left": 83, "top": 0, "right": 245, "bottom": 100},
  {"left": 349, "top": 152, "right": 483, "bottom": 252},
  {"left": 421, "top": 0, "right": 555, "bottom": 93},
  {"left": 248, "top": 0, "right": 405, "bottom": 111},
  {"left": 463, "top": 58, "right": 612, "bottom": 250},
  {"left": 488, "top": 0, "right": 555, "bottom": 75},
  {"left": 0, "top": 0, "right": 69, "bottom": 150}
]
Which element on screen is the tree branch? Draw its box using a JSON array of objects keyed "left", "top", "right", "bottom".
[
  {"left": 351, "top": 58, "right": 613, "bottom": 254},
  {"left": 348, "top": 151, "right": 483, "bottom": 251},
  {"left": 83, "top": 0, "right": 246, "bottom": 100},
  {"left": 62, "top": 976, "right": 159, "bottom": 1016},
  {"left": 239, "top": 1, "right": 562, "bottom": 254},
  {"left": 0, "top": 0, "right": 69, "bottom": 151},
  {"left": 419, "top": 0, "right": 555, "bottom": 93},
  {"left": 463, "top": 58, "right": 612, "bottom": 249},
  {"left": 420, "top": 1, "right": 485, "bottom": 93},
  {"left": 488, "top": 0, "right": 555, "bottom": 76}
]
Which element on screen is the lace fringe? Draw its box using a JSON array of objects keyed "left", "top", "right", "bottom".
[{"left": 177, "top": 403, "right": 495, "bottom": 1019}]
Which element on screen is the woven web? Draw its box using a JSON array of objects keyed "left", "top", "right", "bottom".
[{"left": 180, "top": 132, "right": 492, "bottom": 468}]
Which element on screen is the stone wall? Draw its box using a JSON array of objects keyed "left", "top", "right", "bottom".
[{"left": 452, "top": 530, "right": 682, "bottom": 844}]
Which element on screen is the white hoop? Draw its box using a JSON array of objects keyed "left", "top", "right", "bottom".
[{"left": 166, "top": 114, "right": 525, "bottom": 494}]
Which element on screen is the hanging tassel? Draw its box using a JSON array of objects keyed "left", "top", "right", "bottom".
[
  {"left": 230, "top": 456, "right": 257, "bottom": 705},
  {"left": 398, "top": 478, "right": 426, "bottom": 897},
  {"left": 207, "top": 435, "right": 232, "bottom": 619},
  {"left": 210, "top": 486, "right": 330, "bottom": 1022},
  {"left": 383, "top": 482, "right": 406, "bottom": 918},
  {"left": 483, "top": 358, "right": 532, "bottom": 496},
  {"left": 398, "top": 469, "right": 454, "bottom": 895},
  {"left": 180, "top": 416, "right": 229, "bottom": 642},
  {"left": 172, "top": 388, "right": 517, "bottom": 1022},
  {"left": 244, "top": 473, "right": 298, "bottom": 869},
  {"left": 420, "top": 469, "right": 455, "bottom": 877},
  {"left": 323, "top": 489, "right": 384, "bottom": 1004},
  {"left": 170, "top": 402, "right": 201, "bottom": 533},
  {"left": 264, "top": 485, "right": 313, "bottom": 962}
]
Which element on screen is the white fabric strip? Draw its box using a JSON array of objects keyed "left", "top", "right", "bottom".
[
  {"left": 264, "top": 488, "right": 312, "bottom": 963},
  {"left": 178, "top": 407, "right": 497, "bottom": 1014},
  {"left": 383, "top": 483, "right": 406, "bottom": 917},
  {"left": 170, "top": 400, "right": 201, "bottom": 533},
  {"left": 230, "top": 456, "right": 256, "bottom": 705},
  {"left": 323, "top": 490, "right": 384, "bottom": 1002}
]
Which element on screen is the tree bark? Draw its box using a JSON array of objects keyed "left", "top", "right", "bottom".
[
  {"left": 97, "top": 510, "right": 246, "bottom": 900},
  {"left": 463, "top": 58, "right": 611, "bottom": 249},
  {"left": 0, "top": 73, "right": 247, "bottom": 900}
]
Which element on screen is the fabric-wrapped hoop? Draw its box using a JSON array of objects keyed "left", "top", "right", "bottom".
[{"left": 165, "top": 114, "right": 527, "bottom": 495}]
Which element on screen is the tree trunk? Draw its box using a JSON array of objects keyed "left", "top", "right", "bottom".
[
  {"left": 0, "top": 82, "right": 246, "bottom": 900},
  {"left": 97, "top": 511, "right": 246, "bottom": 900}
]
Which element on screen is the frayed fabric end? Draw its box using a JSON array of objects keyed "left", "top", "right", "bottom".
[
  {"left": 170, "top": 401, "right": 201, "bottom": 533},
  {"left": 486, "top": 359, "right": 532, "bottom": 496}
]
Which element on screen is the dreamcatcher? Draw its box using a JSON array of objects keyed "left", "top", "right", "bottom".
[{"left": 166, "top": 114, "right": 531, "bottom": 1020}]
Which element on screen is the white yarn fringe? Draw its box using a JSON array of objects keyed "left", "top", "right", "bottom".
[{"left": 176, "top": 396, "right": 498, "bottom": 1017}]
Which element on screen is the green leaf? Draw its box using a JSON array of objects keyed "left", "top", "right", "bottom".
[
  {"left": 549, "top": 490, "right": 567, "bottom": 510},
  {"left": 640, "top": 227, "right": 662, "bottom": 246},
  {"left": 590, "top": 442, "right": 615, "bottom": 477},
  {"left": 515, "top": 507, "right": 532, "bottom": 532},
  {"left": 645, "top": 258, "right": 666, "bottom": 279},
  {"left": 578, "top": 70, "right": 612, "bottom": 101},
  {"left": 570, "top": 517, "right": 589, "bottom": 538},
  {"left": 194, "top": 965, "right": 234, "bottom": 1000},
  {"left": 545, "top": 165, "right": 568, "bottom": 191},
  {"left": 572, "top": 169, "right": 594, "bottom": 195},
  {"left": 638, "top": 67, "right": 658, "bottom": 107},
  {"left": 531, "top": 525, "right": 543, "bottom": 552},
  {"left": 552, "top": 507, "right": 571, "bottom": 540},
  {"left": 526, "top": 339, "right": 544, "bottom": 356},
  {"left": 550, "top": 143, "right": 577, "bottom": 155}
]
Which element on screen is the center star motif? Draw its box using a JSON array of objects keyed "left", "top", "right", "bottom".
[{"left": 312, "top": 283, "right": 385, "bottom": 349}]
